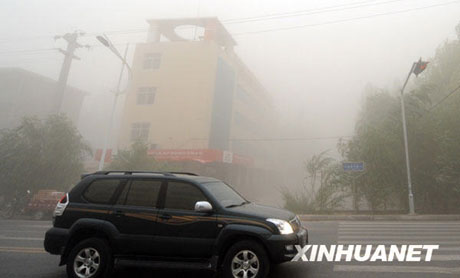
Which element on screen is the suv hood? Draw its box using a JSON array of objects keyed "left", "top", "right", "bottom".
[{"left": 227, "top": 203, "right": 296, "bottom": 221}]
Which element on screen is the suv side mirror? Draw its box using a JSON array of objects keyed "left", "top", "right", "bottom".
[{"left": 195, "top": 201, "right": 213, "bottom": 213}]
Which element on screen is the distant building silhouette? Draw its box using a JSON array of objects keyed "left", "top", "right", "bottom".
[{"left": 0, "top": 67, "right": 86, "bottom": 129}]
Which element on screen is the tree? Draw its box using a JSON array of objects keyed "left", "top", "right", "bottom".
[
  {"left": 107, "top": 141, "right": 177, "bottom": 171},
  {"left": 340, "top": 87, "right": 407, "bottom": 212},
  {"left": 281, "top": 151, "right": 346, "bottom": 214},
  {"left": 0, "top": 115, "right": 90, "bottom": 198},
  {"left": 303, "top": 150, "right": 335, "bottom": 193},
  {"left": 339, "top": 22, "right": 460, "bottom": 213}
]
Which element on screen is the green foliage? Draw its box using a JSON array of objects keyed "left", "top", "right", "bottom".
[
  {"left": 340, "top": 22, "right": 460, "bottom": 213},
  {"left": 0, "top": 115, "right": 90, "bottom": 197},
  {"left": 108, "top": 141, "right": 180, "bottom": 171},
  {"left": 281, "top": 151, "right": 346, "bottom": 214},
  {"left": 280, "top": 187, "right": 314, "bottom": 214}
]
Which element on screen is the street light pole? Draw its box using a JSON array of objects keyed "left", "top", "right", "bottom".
[
  {"left": 97, "top": 38, "right": 131, "bottom": 171},
  {"left": 400, "top": 62, "right": 416, "bottom": 215}
]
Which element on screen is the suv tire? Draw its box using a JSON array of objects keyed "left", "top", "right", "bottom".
[
  {"left": 222, "top": 240, "right": 269, "bottom": 278},
  {"left": 66, "top": 238, "right": 113, "bottom": 278}
]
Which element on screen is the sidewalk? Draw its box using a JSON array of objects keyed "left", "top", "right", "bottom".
[{"left": 298, "top": 214, "right": 460, "bottom": 221}]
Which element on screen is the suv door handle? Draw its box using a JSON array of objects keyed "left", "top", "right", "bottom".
[
  {"left": 159, "top": 214, "right": 172, "bottom": 220},
  {"left": 113, "top": 210, "right": 125, "bottom": 217}
]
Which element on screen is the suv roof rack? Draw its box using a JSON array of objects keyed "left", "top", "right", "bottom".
[
  {"left": 167, "top": 172, "right": 198, "bottom": 176},
  {"left": 81, "top": 171, "right": 198, "bottom": 179}
]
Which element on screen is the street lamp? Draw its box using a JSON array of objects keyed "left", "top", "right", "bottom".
[
  {"left": 400, "top": 58, "right": 429, "bottom": 215},
  {"left": 96, "top": 34, "right": 132, "bottom": 171}
]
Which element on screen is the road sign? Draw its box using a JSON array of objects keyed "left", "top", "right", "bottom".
[
  {"left": 343, "top": 162, "right": 364, "bottom": 172},
  {"left": 222, "top": 151, "right": 233, "bottom": 163}
]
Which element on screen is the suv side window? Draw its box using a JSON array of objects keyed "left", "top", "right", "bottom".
[
  {"left": 121, "top": 179, "right": 162, "bottom": 208},
  {"left": 164, "top": 182, "right": 207, "bottom": 211},
  {"left": 83, "top": 179, "right": 120, "bottom": 204}
]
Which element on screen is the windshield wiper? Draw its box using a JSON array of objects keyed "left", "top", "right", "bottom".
[{"left": 225, "top": 201, "right": 250, "bottom": 208}]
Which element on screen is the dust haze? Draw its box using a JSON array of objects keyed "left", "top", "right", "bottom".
[{"left": 1, "top": 0, "right": 459, "bottom": 209}]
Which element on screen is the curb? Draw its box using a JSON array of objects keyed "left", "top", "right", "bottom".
[{"left": 298, "top": 214, "right": 460, "bottom": 221}]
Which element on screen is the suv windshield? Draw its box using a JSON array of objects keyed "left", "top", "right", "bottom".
[{"left": 202, "top": 181, "right": 247, "bottom": 208}]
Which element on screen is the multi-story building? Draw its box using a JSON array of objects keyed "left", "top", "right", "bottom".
[{"left": 118, "top": 18, "right": 279, "bottom": 202}]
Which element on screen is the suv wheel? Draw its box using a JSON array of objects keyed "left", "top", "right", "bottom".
[
  {"left": 222, "top": 240, "right": 269, "bottom": 278},
  {"left": 66, "top": 238, "right": 112, "bottom": 278}
]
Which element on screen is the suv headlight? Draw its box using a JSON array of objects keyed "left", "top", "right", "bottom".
[{"left": 266, "top": 218, "right": 294, "bottom": 235}]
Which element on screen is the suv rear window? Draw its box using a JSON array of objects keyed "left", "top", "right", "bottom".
[
  {"left": 164, "top": 182, "right": 207, "bottom": 211},
  {"left": 83, "top": 179, "right": 120, "bottom": 204}
]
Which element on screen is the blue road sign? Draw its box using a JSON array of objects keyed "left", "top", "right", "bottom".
[{"left": 343, "top": 162, "right": 364, "bottom": 172}]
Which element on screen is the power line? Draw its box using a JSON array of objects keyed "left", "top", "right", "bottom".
[
  {"left": 0, "top": 35, "right": 55, "bottom": 43},
  {"left": 0, "top": 48, "right": 57, "bottom": 55},
  {"left": 0, "top": 0, "right": 457, "bottom": 56},
  {"left": 206, "top": 136, "right": 353, "bottom": 142},
  {"left": 0, "top": 41, "right": 140, "bottom": 57},
  {"left": 85, "top": 0, "right": 449, "bottom": 37},
  {"left": 412, "top": 83, "right": 460, "bottom": 122},
  {"left": 189, "top": 135, "right": 353, "bottom": 142},
  {"left": 224, "top": 0, "right": 409, "bottom": 24},
  {"left": 233, "top": 0, "right": 460, "bottom": 35},
  {"left": 426, "top": 83, "right": 460, "bottom": 113},
  {"left": 0, "top": 0, "right": 416, "bottom": 43},
  {"left": 85, "top": 0, "right": 413, "bottom": 37},
  {"left": 75, "top": 0, "right": 460, "bottom": 41}
]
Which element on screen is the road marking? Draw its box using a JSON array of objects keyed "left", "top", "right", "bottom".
[
  {"left": 0, "top": 246, "right": 45, "bottom": 254},
  {"left": 22, "top": 224, "right": 52, "bottom": 228},
  {"left": 431, "top": 255, "right": 460, "bottom": 261},
  {"left": 0, "top": 229, "right": 45, "bottom": 234},
  {"left": 339, "top": 229, "right": 460, "bottom": 233},
  {"left": 338, "top": 252, "right": 460, "bottom": 261},
  {"left": 333, "top": 265, "right": 460, "bottom": 274},
  {"left": 339, "top": 221, "right": 460, "bottom": 226},
  {"left": 339, "top": 227, "right": 460, "bottom": 230},
  {"left": 338, "top": 227, "right": 460, "bottom": 231},
  {"left": 334, "top": 246, "right": 460, "bottom": 252},
  {"left": 0, "top": 223, "right": 51, "bottom": 229},
  {"left": 339, "top": 235, "right": 460, "bottom": 240},
  {"left": 339, "top": 223, "right": 460, "bottom": 226},
  {"left": 437, "top": 247, "right": 460, "bottom": 251},
  {"left": 338, "top": 240, "right": 460, "bottom": 244},
  {"left": 339, "top": 224, "right": 460, "bottom": 228},
  {"left": 0, "top": 235, "right": 43, "bottom": 241}
]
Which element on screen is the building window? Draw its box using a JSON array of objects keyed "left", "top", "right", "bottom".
[
  {"left": 131, "top": 122, "right": 150, "bottom": 141},
  {"left": 137, "top": 87, "right": 156, "bottom": 105},
  {"left": 143, "top": 53, "right": 161, "bottom": 69}
]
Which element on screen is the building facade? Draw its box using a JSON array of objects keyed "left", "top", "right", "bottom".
[{"left": 117, "top": 18, "right": 280, "bottom": 203}]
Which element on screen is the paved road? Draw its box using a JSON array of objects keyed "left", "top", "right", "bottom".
[{"left": 0, "top": 219, "right": 459, "bottom": 277}]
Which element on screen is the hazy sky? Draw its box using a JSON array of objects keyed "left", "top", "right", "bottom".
[{"left": 1, "top": 0, "right": 459, "bottom": 159}]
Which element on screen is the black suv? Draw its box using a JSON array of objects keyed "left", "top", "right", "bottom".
[{"left": 44, "top": 171, "right": 308, "bottom": 278}]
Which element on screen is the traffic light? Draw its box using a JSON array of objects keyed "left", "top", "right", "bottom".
[{"left": 413, "top": 58, "right": 429, "bottom": 77}]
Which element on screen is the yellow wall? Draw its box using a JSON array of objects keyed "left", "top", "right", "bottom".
[
  {"left": 118, "top": 41, "right": 219, "bottom": 150},
  {"left": 118, "top": 39, "right": 278, "bottom": 168}
]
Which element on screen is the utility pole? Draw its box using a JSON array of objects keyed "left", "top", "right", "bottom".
[
  {"left": 400, "top": 58, "right": 429, "bottom": 215},
  {"left": 400, "top": 62, "right": 416, "bottom": 215},
  {"left": 97, "top": 44, "right": 130, "bottom": 171},
  {"left": 54, "top": 32, "right": 87, "bottom": 113},
  {"left": 96, "top": 34, "right": 132, "bottom": 170}
]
